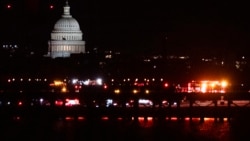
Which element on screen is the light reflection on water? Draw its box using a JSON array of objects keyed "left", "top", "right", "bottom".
[
  {"left": 52, "top": 117, "right": 232, "bottom": 141},
  {"left": 0, "top": 116, "right": 248, "bottom": 141}
]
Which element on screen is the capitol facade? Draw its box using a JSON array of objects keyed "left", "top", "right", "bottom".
[{"left": 46, "top": 1, "right": 85, "bottom": 58}]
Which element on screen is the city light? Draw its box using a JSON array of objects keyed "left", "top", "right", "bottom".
[
  {"left": 61, "top": 86, "right": 67, "bottom": 93},
  {"left": 114, "top": 89, "right": 120, "bottom": 94},
  {"left": 65, "top": 99, "right": 80, "bottom": 106},
  {"left": 187, "top": 80, "right": 229, "bottom": 93},
  {"left": 133, "top": 89, "right": 138, "bottom": 94}
]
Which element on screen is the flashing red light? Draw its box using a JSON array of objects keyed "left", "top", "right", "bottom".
[
  {"left": 164, "top": 83, "right": 168, "bottom": 87},
  {"left": 18, "top": 101, "right": 22, "bottom": 106},
  {"left": 103, "top": 85, "right": 108, "bottom": 89},
  {"left": 55, "top": 100, "right": 64, "bottom": 106},
  {"left": 6, "top": 4, "right": 12, "bottom": 9},
  {"left": 75, "top": 85, "right": 82, "bottom": 89},
  {"left": 137, "top": 83, "right": 144, "bottom": 87},
  {"left": 49, "top": 5, "right": 54, "bottom": 9}
]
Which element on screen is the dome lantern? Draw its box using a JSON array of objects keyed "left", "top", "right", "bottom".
[{"left": 62, "top": 0, "right": 72, "bottom": 18}]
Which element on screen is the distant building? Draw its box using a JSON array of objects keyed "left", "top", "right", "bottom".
[
  {"left": 46, "top": 1, "right": 85, "bottom": 58},
  {"left": 0, "top": 43, "right": 22, "bottom": 57},
  {"left": 2, "top": 44, "right": 18, "bottom": 51}
]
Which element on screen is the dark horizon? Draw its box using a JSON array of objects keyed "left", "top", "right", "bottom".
[{"left": 1, "top": 0, "right": 250, "bottom": 56}]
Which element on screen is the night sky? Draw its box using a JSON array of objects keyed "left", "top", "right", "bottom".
[{"left": 1, "top": 0, "right": 250, "bottom": 56}]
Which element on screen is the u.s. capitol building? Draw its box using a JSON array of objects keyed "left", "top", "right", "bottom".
[{"left": 46, "top": 1, "right": 85, "bottom": 58}]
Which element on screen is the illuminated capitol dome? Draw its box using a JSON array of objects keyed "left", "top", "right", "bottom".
[{"left": 47, "top": 1, "right": 85, "bottom": 58}]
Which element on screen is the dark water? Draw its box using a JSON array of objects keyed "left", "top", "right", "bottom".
[{"left": 0, "top": 116, "right": 249, "bottom": 141}]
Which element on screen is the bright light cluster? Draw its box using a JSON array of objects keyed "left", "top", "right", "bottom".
[
  {"left": 49, "top": 80, "right": 68, "bottom": 93},
  {"left": 72, "top": 78, "right": 103, "bottom": 86},
  {"left": 187, "top": 80, "right": 229, "bottom": 93}
]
